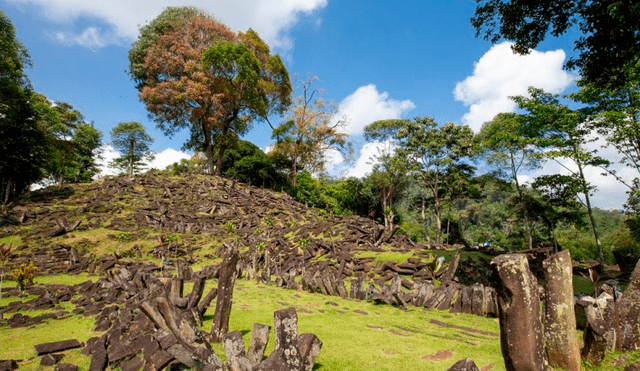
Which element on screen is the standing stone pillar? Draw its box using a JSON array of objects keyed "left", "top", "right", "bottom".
[
  {"left": 491, "top": 254, "right": 547, "bottom": 371},
  {"left": 618, "top": 260, "right": 640, "bottom": 351},
  {"left": 211, "top": 247, "right": 239, "bottom": 342},
  {"left": 542, "top": 250, "right": 581, "bottom": 371}
]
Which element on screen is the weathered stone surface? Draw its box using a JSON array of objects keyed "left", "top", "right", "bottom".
[
  {"left": 247, "top": 323, "right": 271, "bottom": 366},
  {"left": 150, "top": 350, "right": 173, "bottom": 370},
  {"left": 491, "top": 253, "right": 546, "bottom": 371},
  {"left": 542, "top": 250, "right": 580, "bottom": 371},
  {"left": 88, "top": 347, "right": 107, "bottom": 371},
  {"left": 296, "top": 333, "right": 322, "bottom": 371},
  {"left": 54, "top": 364, "right": 78, "bottom": 371},
  {"left": 447, "top": 358, "right": 480, "bottom": 371},
  {"left": 211, "top": 247, "right": 239, "bottom": 342},
  {"left": 40, "top": 353, "right": 64, "bottom": 366},
  {"left": 34, "top": 339, "right": 82, "bottom": 356},
  {"left": 618, "top": 259, "right": 640, "bottom": 351},
  {"left": 120, "top": 356, "right": 144, "bottom": 371},
  {"left": 582, "top": 292, "right": 616, "bottom": 366},
  {"left": 274, "top": 307, "right": 298, "bottom": 350},
  {"left": 223, "top": 331, "right": 251, "bottom": 371},
  {"left": 625, "top": 361, "right": 640, "bottom": 371},
  {"left": 0, "top": 360, "right": 20, "bottom": 371}
]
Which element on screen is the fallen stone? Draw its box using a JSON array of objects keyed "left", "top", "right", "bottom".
[
  {"left": 0, "top": 360, "right": 20, "bottom": 371},
  {"left": 54, "top": 364, "right": 78, "bottom": 371},
  {"left": 35, "top": 339, "right": 82, "bottom": 356},
  {"left": 40, "top": 353, "right": 64, "bottom": 366},
  {"left": 618, "top": 259, "right": 640, "bottom": 351}
]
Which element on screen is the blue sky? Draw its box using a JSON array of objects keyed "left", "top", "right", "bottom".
[{"left": 1, "top": 0, "right": 630, "bottom": 209}]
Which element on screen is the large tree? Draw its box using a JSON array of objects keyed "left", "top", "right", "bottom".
[
  {"left": 271, "top": 77, "right": 351, "bottom": 187},
  {"left": 0, "top": 10, "right": 48, "bottom": 202},
  {"left": 476, "top": 112, "right": 543, "bottom": 249},
  {"left": 395, "top": 118, "right": 476, "bottom": 246},
  {"left": 515, "top": 87, "right": 609, "bottom": 262},
  {"left": 471, "top": 0, "right": 640, "bottom": 88},
  {"left": 110, "top": 122, "right": 154, "bottom": 176},
  {"left": 129, "top": 7, "right": 291, "bottom": 175}
]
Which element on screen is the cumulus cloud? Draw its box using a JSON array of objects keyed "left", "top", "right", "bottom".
[
  {"left": 147, "top": 148, "right": 191, "bottom": 170},
  {"left": 334, "top": 84, "right": 415, "bottom": 135},
  {"left": 343, "top": 139, "right": 396, "bottom": 178},
  {"left": 454, "top": 42, "right": 574, "bottom": 132},
  {"left": 8, "top": 0, "right": 327, "bottom": 50},
  {"left": 96, "top": 144, "right": 190, "bottom": 176}
]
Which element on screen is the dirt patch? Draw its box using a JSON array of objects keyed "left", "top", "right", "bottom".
[
  {"left": 353, "top": 309, "right": 368, "bottom": 315},
  {"left": 429, "top": 319, "right": 499, "bottom": 337},
  {"left": 481, "top": 363, "right": 495, "bottom": 371},
  {"left": 383, "top": 350, "right": 396, "bottom": 355},
  {"left": 366, "top": 325, "right": 383, "bottom": 330},
  {"left": 421, "top": 349, "right": 453, "bottom": 361},
  {"left": 395, "top": 325, "right": 418, "bottom": 333},
  {"left": 388, "top": 329, "right": 408, "bottom": 337},
  {"left": 298, "top": 308, "right": 313, "bottom": 314}
]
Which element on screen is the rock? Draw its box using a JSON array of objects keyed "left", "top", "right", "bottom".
[
  {"left": 40, "top": 353, "right": 64, "bottom": 366},
  {"left": 223, "top": 331, "right": 252, "bottom": 371},
  {"left": 491, "top": 253, "right": 546, "bottom": 371},
  {"left": 34, "top": 339, "right": 82, "bottom": 356},
  {"left": 247, "top": 323, "right": 271, "bottom": 367},
  {"left": 542, "top": 250, "right": 580, "bottom": 371},
  {"left": 625, "top": 361, "right": 640, "bottom": 371},
  {"left": 0, "top": 360, "right": 20, "bottom": 371},
  {"left": 447, "top": 358, "right": 480, "bottom": 371},
  {"left": 120, "top": 357, "right": 144, "bottom": 371},
  {"left": 211, "top": 247, "right": 239, "bottom": 342},
  {"left": 54, "top": 364, "right": 78, "bottom": 371},
  {"left": 582, "top": 292, "right": 616, "bottom": 366},
  {"left": 618, "top": 259, "right": 640, "bottom": 351}
]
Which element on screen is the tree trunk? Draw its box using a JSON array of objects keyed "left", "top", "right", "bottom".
[
  {"left": 4, "top": 178, "right": 12, "bottom": 205},
  {"left": 201, "top": 124, "right": 215, "bottom": 175},
  {"left": 511, "top": 152, "right": 534, "bottom": 249},
  {"left": 421, "top": 188, "right": 431, "bottom": 243},
  {"left": 214, "top": 122, "right": 231, "bottom": 176},
  {"left": 434, "top": 199, "right": 442, "bottom": 246},
  {"left": 129, "top": 138, "right": 135, "bottom": 176},
  {"left": 578, "top": 162, "right": 604, "bottom": 263}
]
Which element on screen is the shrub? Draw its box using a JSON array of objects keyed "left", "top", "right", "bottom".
[{"left": 13, "top": 263, "right": 37, "bottom": 291}]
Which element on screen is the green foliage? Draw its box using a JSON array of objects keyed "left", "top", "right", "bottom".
[
  {"left": 109, "top": 121, "right": 154, "bottom": 176},
  {"left": 226, "top": 222, "right": 236, "bottom": 234},
  {"left": 216, "top": 140, "right": 290, "bottom": 190},
  {"left": 471, "top": 0, "right": 640, "bottom": 88},
  {"left": 12, "top": 263, "right": 37, "bottom": 290},
  {"left": 263, "top": 217, "right": 274, "bottom": 227},
  {"left": 166, "top": 154, "right": 207, "bottom": 176}
]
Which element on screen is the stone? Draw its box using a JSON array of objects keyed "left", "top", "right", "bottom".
[
  {"left": 223, "top": 331, "right": 252, "bottom": 371},
  {"left": 54, "top": 364, "right": 78, "bottom": 371},
  {"left": 150, "top": 350, "right": 173, "bottom": 370},
  {"left": 247, "top": 323, "right": 271, "bottom": 366},
  {"left": 211, "top": 248, "right": 239, "bottom": 342},
  {"left": 296, "top": 333, "right": 322, "bottom": 371},
  {"left": 582, "top": 292, "right": 616, "bottom": 366},
  {"left": 121, "top": 357, "right": 144, "bottom": 371},
  {"left": 618, "top": 259, "right": 640, "bottom": 351},
  {"left": 447, "top": 358, "right": 480, "bottom": 371},
  {"left": 491, "top": 254, "right": 546, "bottom": 371},
  {"left": 0, "top": 360, "right": 20, "bottom": 371},
  {"left": 34, "top": 339, "right": 83, "bottom": 356},
  {"left": 88, "top": 347, "right": 108, "bottom": 371},
  {"left": 625, "top": 361, "right": 640, "bottom": 371},
  {"left": 274, "top": 307, "right": 298, "bottom": 350},
  {"left": 40, "top": 353, "right": 64, "bottom": 366},
  {"left": 542, "top": 250, "right": 580, "bottom": 371}
]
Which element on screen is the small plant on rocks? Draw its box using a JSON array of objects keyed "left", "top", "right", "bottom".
[{"left": 13, "top": 263, "right": 37, "bottom": 292}]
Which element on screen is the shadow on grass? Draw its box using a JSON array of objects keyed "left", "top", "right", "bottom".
[{"left": 23, "top": 186, "right": 75, "bottom": 204}]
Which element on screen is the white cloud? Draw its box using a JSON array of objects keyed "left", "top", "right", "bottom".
[
  {"left": 8, "top": 0, "right": 327, "bottom": 50},
  {"left": 454, "top": 42, "right": 574, "bottom": 132},
  {"left": 96, "top": 144, "right": 190, "bottom": 176},
  {"left": 343, "top": 139, "right": 396, "bottom": 178},
  {"left": 147, "top": 148, "right": 191, "bottom": 170},
  {"left": 334, "top": 84, "right": 415, "bottom": 135}
]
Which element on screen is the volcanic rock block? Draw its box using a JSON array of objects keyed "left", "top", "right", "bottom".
[
  {"left": 54, "top": 364, "right": 78, "bottom": 371},
  {"left": 0, "top": 360, "right": 20, "bottom": 371},
  {"left": 35, "top": 339, "right": 82, "bottom": 356},
  {"left": 223, "top": 331, "right": 252, "bottom": 371},
  {"left": 625, "top": 361, "right": 640, "bottom": 371},
  {"left": 618, "top": 259, "right": 640, "bottom": 351},
  {"left": 120, "top": 357, "right": 144, "bottom": 371},
  {"left": 247, "top": 323, "right": 271, "bottom": 367},
  {"left": 296, "top": 333, "right": 322, "bottom": 371},
  {"left": 542, "top": 250, "right": 581, "bottom": 371},
  {"left": 491, "top": 254, "right": 547, "bottom": 371},
  {"left": 40, "top": 353, "right": 64, "bottom": 366},
  {"left": 88, "top": 347, "right": 107, "bottom": 371},
  {"left": 582, "top": 292, "right": 616, "bottom": 366},
  {"left": 211, "top": 247, "right": 239, "bottom": 342},
  {"left": 447, "top": 358, "right": 480, "bottom": 371}
]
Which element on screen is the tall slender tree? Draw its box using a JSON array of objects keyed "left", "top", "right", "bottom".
[
  {"left": 515, "top": 87, "right": 609, "bottom": 262},
  {"left": 110, "top": 122, "right": 154, "bottom": 176},
  {"left": 477, "top": 112, "right": 543, "bottom": 249}
]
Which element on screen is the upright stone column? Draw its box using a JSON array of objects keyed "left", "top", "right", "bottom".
[
  {"left": 618, "top": 260, "right": 640, "bottom": 351},
  {"left": 542, "top": 250, "right": 581, "bottom": 371},
  {"left": 491, "top": 254, "right": 547, "bottom": 371},
  {"left": 211, "top": 248, "right": 239, "bottom": 342}
]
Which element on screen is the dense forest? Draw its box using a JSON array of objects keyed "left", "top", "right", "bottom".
[{"left": 2, "top": 3, "right": 640, "bottom": 265}]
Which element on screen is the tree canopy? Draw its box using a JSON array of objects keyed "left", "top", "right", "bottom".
[
  {"left": 129, "top": 7, "right": 291, "bottom": 175},
  {"left": 471, "top": 0, "right": 640, "bottom": 88},
  {"left": 110, "top": 122, "right": 154, "bottom": 176}
]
